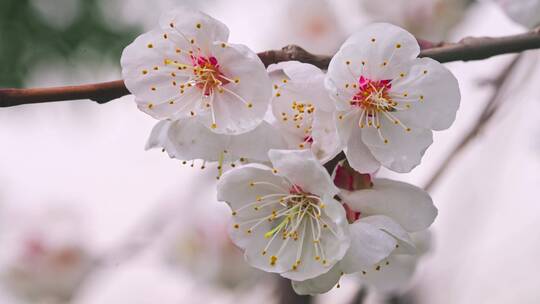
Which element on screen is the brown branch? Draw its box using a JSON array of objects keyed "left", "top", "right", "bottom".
[
  {"left": 423, "top": 53, "right": 524, "bottom": 192},
  {"left": 0, "top": 80, "right": 129, "bottom": 107},
  {"left": 1, "top": 29, "right": 540, "bottom": 108}
]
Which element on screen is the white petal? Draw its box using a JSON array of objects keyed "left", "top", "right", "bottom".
[
  {"left": 361, "top": 118, "right": 433, "bottom": 173},
  {"left": 390, "top": 57, "right": 460, "bottom": 131},
  {"left": 268, "top": 61, "right": 327, "bottom": 96},
  {"left": 228, "top": 121, "right": 288, "bottom": 162},
  {"left": 162, "top": 117, "right": 230, "bottom": 161},
  {"left": 345, "top": 124, "right": 381, "bottom": 174},
  {"left": 201, "top": 42, "right": 271, "bottom": 134},
  {"left": 311, "top": 111, "right": 342, "bottom": 163},
  {"left": 359, "top": 215, "right": 416, "bottom": 255},
  {"left": 335, "top": 110, "right": 358, "bottom": 146},
  {"left": 359, "top": 254, "right": 418, "bottom": 293},
  {"left": 121, "top": 29, "right": 199, "bottom": 120},
  {"left": 340, "top": 178, "right": 437, "bottom": 232},
  {"left": 292, "top": 265, "right": 342, "bottom": 295},
  {"left": 270, "top": 61, "right": 335, "bottom": 143},
  {"left": 340, "top": 23, "right": 419, "bottom": 76},
  {"left": 217, "top": 164, "right": 288, "bottom": 256},
  {"left": 217, "top": 164, "right": 288, "bottom": 217},
  {"left": 325, "top": 48, "right": 358, "bottom": 112},
  {"left": 326, "top": 23, "right": 420, "bottom": 106},
  {"left": 268, "top": 149, "right": 339, "bottom": 197},
  {"left": 218, "top": 167, "right": 349, "bottom": 280},
  {"left": 159, "top": 8, "right": 229, "bottom": 54},
  {"left": 281, "top": 197, "right": 350, "bottom": 281},
  {"left": 340, "top": 221, "right": 396, "bottom": 273},
  {"left": 151, "top": 118, "right": 284, "bottom": 163},
  {"left": 145, "top": 120, "right": 172, "bottom": 151}
]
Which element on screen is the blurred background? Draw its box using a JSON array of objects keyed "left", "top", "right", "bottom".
[{"left": 0, "top": 0, "right": 539, "bottom": 303}]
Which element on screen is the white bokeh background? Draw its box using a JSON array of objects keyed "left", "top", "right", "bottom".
[{"left": 0, "top": 0, "right": 539, "bottom": 303}]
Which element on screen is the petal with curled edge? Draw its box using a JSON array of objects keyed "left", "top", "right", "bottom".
[
  {"left": 340, "top": 178, "right": 437, "bottom": 232},
  {"left": 268, "top": 149, "right": 339, "bottom": 197}
]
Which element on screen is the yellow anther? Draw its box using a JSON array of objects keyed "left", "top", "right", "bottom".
[
  {"left": 233, "top": 224, "right": 239, "bottom": 229},
  {"left": 211, "top": 123, "right": 217, "bottom": 129},
  {"left": 270, "top": 255, "right": 278, "bottom": 266},
  {"left": 147, "top": 43, "right": 153, "bottom": 48}
]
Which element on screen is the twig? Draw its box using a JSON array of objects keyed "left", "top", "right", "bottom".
[
  {"left": 350, "top": 287, "right": 367, "bottom": 304},
  {"left": 423, "top": 53, "right": 524, "bottom": 191},
  {"left": 1, "top": 29, "right": 540, "bottom": 107},
  {"left": 276, "top": 276, "right": 312, "bottom": 304}
]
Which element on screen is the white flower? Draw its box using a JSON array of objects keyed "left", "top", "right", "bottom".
[
  {"left": 217, "top": 149, "right": 350, "bottom": 281},
  {"left": 493, "top": 0, "right": 540, "bottom": 28},
  {"left": 146, "top": 118, "right": 286, "bottom": 175},
  {"left": 0, "top": 208, "right": 93, "bottom": 302},
  {"left": 326, "top": 23, "right": 460, "bottom": 173},
  {"left": 121, "top": 8, "right": 271, "bottom": 135},
  {"left": 268, "top": 61, "right": 341, "bottom": 163},
  {"left": 292, "top": 178, "right": 437, "bottom": 295},
  {"left": 360, "top": 0, "right": 470, "bottom": 41},
  {"left": 269, "top": 0, "right": 346, "bottom": 55}
]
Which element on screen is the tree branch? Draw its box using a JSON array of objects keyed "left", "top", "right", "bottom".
[{"left": 1, "top": 29, "right": 539, "bottom": 108}]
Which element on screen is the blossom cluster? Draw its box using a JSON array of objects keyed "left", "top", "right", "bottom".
[{"left": 121, "top": 8, "right": 460, "bottom": 294}]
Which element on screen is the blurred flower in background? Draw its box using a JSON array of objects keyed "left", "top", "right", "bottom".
[
  {"left": 359, "top": 0, "right": 473, "bottom": 41},
  {"left": 160, "top": 177, "right": 267, "bottom": 290},
  {"left": 491, "top": 0, "right": 540, "bottom": 28},
  {"left": 0, "top": 206, "right": 94, "bottom": 303},
  {"left": 268, "top": 0, "right": 347, "bottom": 54}
]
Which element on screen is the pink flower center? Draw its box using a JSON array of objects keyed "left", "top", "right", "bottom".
[
  {"left": 190, "top": 55, "right": 230, "bottom": 96},
  {"left": 289, "top": 184, "right": 306, "bottom": 195},
  {"left": 350, "top": 76, "right": 395, "bottom": 112}
]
